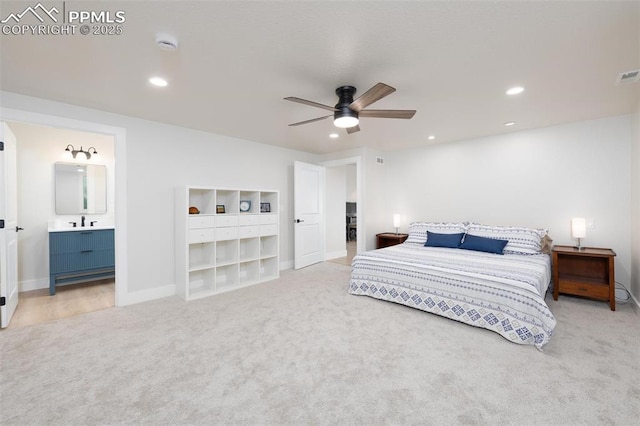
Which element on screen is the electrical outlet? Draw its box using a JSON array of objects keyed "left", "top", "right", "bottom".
[{"left": 586, "top": 218, "right": 595, "bottom": 229}]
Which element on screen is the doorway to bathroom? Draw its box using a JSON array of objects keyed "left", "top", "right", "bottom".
[{"left": 5, "top": 121, "right": 116, "bottom": 329}]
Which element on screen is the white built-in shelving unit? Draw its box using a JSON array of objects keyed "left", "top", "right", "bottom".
[{"left": 175, "top": 186, "right": 279, "bottom": 301}]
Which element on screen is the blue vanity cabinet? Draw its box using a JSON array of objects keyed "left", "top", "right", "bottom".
[{"left": 48, "top": 228, "right": 115, "bottom": 295}]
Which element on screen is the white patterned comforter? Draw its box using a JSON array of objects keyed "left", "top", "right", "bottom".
[{"left": 349, "top": 244, "right": 556, "bottom": 349}]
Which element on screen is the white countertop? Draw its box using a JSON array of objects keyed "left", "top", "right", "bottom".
[{"left": 48, "top": 225, "right": 115, "bottom": 233}]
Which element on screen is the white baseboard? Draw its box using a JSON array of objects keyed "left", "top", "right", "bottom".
[
  {"left": 280, "top": 260, "right": 293, "bottom": 270},
  {"left": 19, "top": 278, "right": 49, "bottom": 292},
  {"left": 629, "top": 290, "right": 640, "bottom": 315},
  {"left": 119, "top": 284, "right": 176, "bottom": 306}
]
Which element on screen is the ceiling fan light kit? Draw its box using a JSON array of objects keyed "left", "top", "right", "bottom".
[{"left": 285, "top": 82, "right": 416, "bottom": 134}]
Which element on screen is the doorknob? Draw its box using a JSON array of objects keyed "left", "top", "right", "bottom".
[
  {"left": 16, "top": 226, "right": 24, "bottom": 232},
  {"left": 295, "top": 219, "right": 304, "bottom": 223}
]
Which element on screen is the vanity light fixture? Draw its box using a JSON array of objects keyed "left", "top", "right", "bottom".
[{"left": 64, "top": 144, "right": 98, "bottom": 160}]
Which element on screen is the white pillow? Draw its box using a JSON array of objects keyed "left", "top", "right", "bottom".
[
  {"left": 466, "top": 223, "right": 547, "bottom": 255},
  {"left": 406, "top": 222, "right": 467, "bottom": 245}
]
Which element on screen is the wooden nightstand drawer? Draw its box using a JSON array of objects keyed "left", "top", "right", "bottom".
[{"left": 557, "top": 280, "right": 610, "bottom": 299}]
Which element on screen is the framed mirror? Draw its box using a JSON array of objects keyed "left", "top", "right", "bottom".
[{"left": 55, "top": 162, "right": 107, "bottom": 214}]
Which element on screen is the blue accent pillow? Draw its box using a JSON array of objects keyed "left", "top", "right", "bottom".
[
  {"left": 424, "top": 231, "right": 465, "bottom": 248},
  {"left": 460, "top": 234, "right": 508, "bottom": 255}
]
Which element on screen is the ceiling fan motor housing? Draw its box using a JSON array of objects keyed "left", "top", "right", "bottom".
[{"left": 334, "top": 86, "right": 359, "bottom": 121}]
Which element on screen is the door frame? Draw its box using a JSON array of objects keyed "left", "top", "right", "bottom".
[
  {"left": 0, "top": 107, "right": 128, "bottom": 307},
  {"left": 320, "top": 156, "right": 364, "bottom": 255}
]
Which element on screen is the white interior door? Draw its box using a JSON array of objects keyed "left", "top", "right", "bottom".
[
  {"left": 294, "top": 161, "right": 325, "bottom": 269},
  {"left": 0, "top": 122, "right": 19, "bottom": 328}
]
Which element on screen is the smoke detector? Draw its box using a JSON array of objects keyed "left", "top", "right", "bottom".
[
  {"left": 615, "top": 69, "right": 640, "bottom": 85},
  {"left": 155, "top": 33, "right": 178, "bottom": 51}
]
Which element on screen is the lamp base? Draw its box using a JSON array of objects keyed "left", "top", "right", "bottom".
[
  {"left": 574, "top": 238, "right": 584, "bottom": 251},
  {"left": 395, "top": 227, "right": 399, "bottom": 235}
]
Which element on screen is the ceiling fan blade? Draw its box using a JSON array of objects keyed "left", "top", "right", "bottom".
[
  {"left": 284, "top": 97, "right": 337, "bottom": 112},
  {"left": 359, "top": 109, "right": 416, "bottom": 119},
  {"left": 349, "top": 83, "right": 396, "bottom": 111},
  {"left": 346, "top": 125, "right": 361, "bottom": 134},
  {"left": 288, "top": 115, "right": 332, "bottom": 127}
]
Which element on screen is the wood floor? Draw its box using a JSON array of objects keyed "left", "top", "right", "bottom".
[
  {"left": 7, "top": 280, "right": 115, "bottom": 329},
  {"left": 327, "top": 241, "right": 357, "bottom": 267}
]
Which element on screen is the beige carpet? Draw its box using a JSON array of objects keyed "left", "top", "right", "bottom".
[{"left": 1, "top": 262, "right": 638, "bottom": 425}]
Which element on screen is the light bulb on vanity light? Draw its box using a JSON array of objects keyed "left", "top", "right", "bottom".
[{"left": 571, "top": 217, "right": 586, "bottom": 250}]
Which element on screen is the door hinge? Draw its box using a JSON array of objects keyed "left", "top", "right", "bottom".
[
  {"left": 0, "top": 297, "right": 5, "bottom": 306},
  {"left": 0, "top": 219, "right": 4, "bottom": 229}
]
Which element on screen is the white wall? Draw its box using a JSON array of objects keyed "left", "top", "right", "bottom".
[
  {"left": 2, "top": 91, "right": 317, "bottom": 301},
  {"left": 346, "top": 164, "right": 357, "bottom": 202},
  {"left": 10, "top": 122, "right": 115, "bottom": 291},
  {"left": 325, "top": 165, "right": 347, "bottom": 258},
  {"left": 631, "top": 101, "right": 640, "bottom": 305},
  {"left": 382, "top": 115, "right": 633, "bottom": 290}
]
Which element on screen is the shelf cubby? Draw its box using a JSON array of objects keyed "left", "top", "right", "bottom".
[
  {"left": 216, "top": 190, "right": 239, "bottom": 214},
  {"left": 239, "top": 238, "right": 260, "bottom": 262},
  {"left": 189, "top": 242, "right": 216, "bottom": 271},
  {"left": 260, "top": 236, "right": 278, "bottom": 259},
  {"left": 259, "top": 191, "right": 278, "bottom": 214},
  {"left": 260, "top": 257, "right": 278, "bottom": 280},
  {"left": 216, "top": 264, "right": 239, "bottom": 289},
  {"left": 239, "top": 191, "right": 260, "bottom": 214},
  {"left": 216, "top": 239, "right": 238, "bottom": 265},
  {"left": 188, "top": 188, "right": 216, "bottom": 215},
  {"left": 239, "top": 260, "right": 260, "bottom": 284},
  {"left": 188, "top": 268, "right": 216, "bottom": 298}
]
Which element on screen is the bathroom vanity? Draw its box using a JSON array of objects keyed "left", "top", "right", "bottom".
[{"left": 48, "top": 226, "right": 115, "bottom": 295}]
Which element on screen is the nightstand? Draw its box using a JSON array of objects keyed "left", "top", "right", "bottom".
[
  {"left": 376, "top": 233, "right": 408, "bottom": 249},
  {"left": 552, "top": 245, "right": 616, "bottom": 310}
]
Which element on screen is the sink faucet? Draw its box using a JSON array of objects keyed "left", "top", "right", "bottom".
[{"left": 81, "top": 215, "right": 85, "bottom": 227}]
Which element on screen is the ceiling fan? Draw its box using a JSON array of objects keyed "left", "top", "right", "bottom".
[{"left": 284, "top": 82, "right": 416, "bottom": 134}]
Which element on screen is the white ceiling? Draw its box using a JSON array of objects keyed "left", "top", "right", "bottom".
[{"left": 1, "top": 1, "right": 639, "bottom": 154}]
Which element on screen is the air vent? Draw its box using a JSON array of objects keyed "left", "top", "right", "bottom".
[
  {"left": 615, "top": 69, "right": 640, "bottom": 85},
  {"left": 376, "top": 156, "right": 384, "bottom": 165}
]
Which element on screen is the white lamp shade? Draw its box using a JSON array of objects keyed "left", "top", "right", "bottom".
[
  {"left": 393, "top": 214, "right": 401, "bottom": 228},
  {"left": 571, "top": 217, "right": 586, "bottom": 238}
]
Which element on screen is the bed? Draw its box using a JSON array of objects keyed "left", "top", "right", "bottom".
[{"left": 348, "top": 222, "right": 557, "bottom": 349}]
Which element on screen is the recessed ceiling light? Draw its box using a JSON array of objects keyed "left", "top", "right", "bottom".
[
  {"left": 506, "top": 86, "right": 524, "bottom": 95},
  {"left": 504, "top": 121, "right": 516, "bottom": 126},
  {"left": 149, "top": 76, "right": 168, "bottom": 87},
  {"left": 427, "top": 135, "right": 435, "bottom": 140},
  {"left": 329, "top": 133, "right": 339, "bottom": 139}
]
